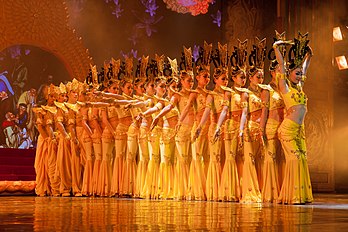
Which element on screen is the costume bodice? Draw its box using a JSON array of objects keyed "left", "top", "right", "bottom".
[
  {"left": 248, "top": 87, "right": 262, "bottom": 113},
  {"left": 231, "top": 89, "right": 242, "bottom": 112}
]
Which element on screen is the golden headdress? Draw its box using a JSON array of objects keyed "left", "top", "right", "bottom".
[
  {"left": 154, "top": 54, "right": 166, "bottom": 83},
  {"left": 248, "top": 37, "right": 267, "bottom": 77},
  {"left": 179, "top": 46, "right": 194, "bottom": 78},
  {"left": 57, "top": 82, "right": 67, "bottom": 95},
  {"left": 288, "top": 31, "right": 310, "bottom": 70},
  {"left": 212, "top": 42, "right": 229, "bottom": 79},
  {"left": 230, "top": 39, "right": 248, "bottom": 76},
  {"left": 268, "top": 30, "right": 286, "bottom": 71},
  {"left": 195, "top": 41, "right": 212, "bottom": 75},
  {"left": 124, "top": 57, "right": 134, "bottom": 83},
  {"left": 48, "top": 83, "right": 57, "bottom": 97},
  {"left": 111, "top": 58, "right": 121, "bottom": 83},
  {"left": 166, "top": 57, "right": 179, "bottom": 85},
  {"left": 135, "top": 55, "right": 149, "bottom": 85},
  {"left": 90, "top": 64, "right": 100, "bottom": 90},
  {"left": 66, "top": 78, "right": 80, "bottom": 93}
]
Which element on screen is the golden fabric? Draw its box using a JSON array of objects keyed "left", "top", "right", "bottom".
[
  {"left": 121, "top": 124, "right": 139, "bottom": 196},
  {"left": 240, "top": 120, "right": 262, "bottom": 203},
  {"left": 81, "top": 129, "right": 94, "bottom": 196},
  {"left": 205, "top": 122, "right": 222, "bottom": 201},
  {"left": 135, "top": 126, "right": 150, "bottom": 197},
  {"left": 187, "top": 122, "right": 207, "bottom": 200},
  {"left": 277, "top": 118, "right": 313, "bottom": 204},
  {"left": 91, "top": 129, "right": 102, "bottom": 195},
  {"left": 219, "top": 119, "right": 240, "bottom": 202},
  {"left": 231, "top": 90, "right": 242, "bottom": 112},
  {"left": 111, "top": 123, "right": 128, "bottom": 196},
  {"left": 262, "top": 118, "right": 281, "bottom": 203},
  {"left": 282, "top": 83, "right": 307, "bottom": 109},
  {"left": 174, "top": 123, "right": 192, "bottom": 199},
  {"left": 158, "top": 127, "right": 176, "bottom": 199},
  {"left": 56, "top": 132, "right": 72, "bottom": 196},
  {"left": 141, "top": 126, "right": 162, "bottom": 199},
  {"left": 34, "top": 135, "right": 50, "bottom": 196},
  {"left": 248, "top": 89, "right": 262, "bottom": 113}
]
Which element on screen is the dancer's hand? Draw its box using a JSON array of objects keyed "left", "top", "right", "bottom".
[
  {"left": 192, "top": 126, "right": 202, "bottom": 141},
  {"left": 175, "top": 122, "right": 181, "bottom": 134},
  {"left": 238, "top": 129, "right": 243, "bottom": 148},
  {"left": 150, "top": 117, "right": 159, "bottom": 131},
  {"left": 213, "top": 127, "right": 221, "bottom": 144}
]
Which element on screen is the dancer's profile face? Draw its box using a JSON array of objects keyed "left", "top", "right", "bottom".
[
  {"left": 233, "top": 73, "right": 246, "bottom": 87},
  {"left": 145, "top": 81, "right": 155, "bottom": 96},
  {"left": 121, "top": 82, "right": 133, "bottom": 95},
  {"left": 196, "top": 71, "right": 210, "bottom": 87},
  {"left": 155, "top": 81, "right": 166, "bottom": 97},
  {"left": 134, "top": 81, "right": 145, "bottom": 96},
  {"left": 289, "top": 67, "right": 303, "bottom": 84},
  {"left": 215, "top": 74, "right": 228, "bottom": 87},
  {"left": 108, "top": 83, "right": 119, "bottom": 94},
  {"left": 181, "top": 75, "right": 194, "bottom": 89},
  {"left": 58, "top": 93, "right": 67, "bottom": 102},
  {"left": 249, "top": 70, "right": 264, "bottom": 85}
]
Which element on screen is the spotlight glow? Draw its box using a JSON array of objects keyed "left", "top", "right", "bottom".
[
  {"left": 333, "top": 27, "right": 343, "bottom": 42},
  {"left": 335, "top": 56, "right": 348, "bottom": 70}
]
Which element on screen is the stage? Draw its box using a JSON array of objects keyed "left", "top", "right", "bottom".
[{"left": 0, "top": 194, "right": 348, "bottom": 231}]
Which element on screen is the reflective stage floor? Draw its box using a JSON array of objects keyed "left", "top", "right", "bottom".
[{"left": 1, "top": 194, "right": 348, "bottom": 231}]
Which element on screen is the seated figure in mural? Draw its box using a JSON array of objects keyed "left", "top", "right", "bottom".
[
  {"left": 2, "top": 111, "right": 31, "bottom": 149},
  {"left": 36, "top": 74, "right": 54, "bottom": 106},
  {"left": 17, "top": 88, "right": 37, "bottom": 145},
  {"left": 11, "top": 55, "right": 28, "bottom": 104}
]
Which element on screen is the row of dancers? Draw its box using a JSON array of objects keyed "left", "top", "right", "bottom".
[{"left": 34, "top": 31, "right": 313, "bottom": 204}]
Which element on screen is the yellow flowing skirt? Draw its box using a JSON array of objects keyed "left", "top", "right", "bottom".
[
  {"left": 187, "top": 122, "right": 207, "bottom": 200},
  {"left": 277, "top": 118, "right": 313, "bottom": 204},
  {"left": 219, "top": 119, "right": 240, "bottom": 202},
  {"left": 206, "top": 123, "right": 222, "bottom": 201},
  {"left": 262, "top": 118, "right": 281, "bottom": 202},
  {"left": 135, "top": 126, "right": 149, "bottom": 197},
  {"left": 35, "top": 135, "right": 50, "bottom": 196},
  {"left": 174, "top": 123, "right": 192, "bottom": 200},
  {"left": 240, "top": 120, "right": 262, "bottom": 203},
  {"left": 81, "top": 129, "right": 94, "bottom": 196}
]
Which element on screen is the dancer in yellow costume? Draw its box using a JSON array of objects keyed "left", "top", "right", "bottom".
[
  {"left": 54, "top": 83, "right": 71, "bottom": 196},
  {"left": 259, "top": 31, "right": 286, "bottom": 203},
  {"left": 238, "top": 38, "right": 267, "bottom": 203},
  {"left": 195, "top": 42, "right": 229, "bottom": 201},
  {"left": 111, "top": 57, "right": 134, "bottom": 197},
  {"left": 139, "top": 55, "right": 166, "bottom": 199},
  {"left": 179, "top": 42, "right": 213, "bottom": 201},
  {"left": 273, "top": 32, "right": 313, "bottom": 204},
  {"left": 150, "top": 59, "right": 180, "bottom": 199},
  {"left": 33, "top": 106, "right": 50, "bottom": 196},
  {"left": 65, "top": 79, "right": 83, "bottom": 196},
  {"left": 151, "top": 48, "right": 195, "bottom": 200},
  {"left": 98, "top": 59, "right": 120, "bottom": 197},
  {"left": 122, "top": 56, "right": 150, "bottom": 197},
  {"left": 42, "top": 84, "right": 60, "bottom": 196},
  {"left": 214, "top": 39, "right": 248, "bottom": 202},
  {"left": 79, "top": 81, "right": 94, "bottom": 197}
]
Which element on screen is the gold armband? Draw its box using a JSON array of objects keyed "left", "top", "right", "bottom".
[
  {"left": 206, "top": 102, "right": 213, "bottom": 109},
  {"left": 240, "top": 102, "right": 248, "bottom": 108},
  {"left": 301, "top": 75, "right": 307, "bottom": 82},
  {"left": 46, "top": 119, "right": 53, "bottom": 125},
  {"left": 276, "top": 73, "right": 286, "bottom": 80},
  {"left": 222, "top": 100, "right": 229, "bottom": 107},
  {"left": 68, "top": 119, "right": 75, "bottom": 125},
  {"left": 57, "top": 116, "right": 64, "bottom": 122},
  {"left": 262, "top": 101, "right": 270, "bottom": 108}
]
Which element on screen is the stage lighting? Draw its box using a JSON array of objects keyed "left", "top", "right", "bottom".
[
  {"left": 335, "top": 56, "right": 348, "bottom": 70},
  {"left": 333, "top": 27, "right": 343, "bottom": 41}
]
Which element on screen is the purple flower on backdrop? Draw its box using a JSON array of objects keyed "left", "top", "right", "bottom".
[
  {"left": 193, "top": 45, "right": 200, "bottom": 62},
  {"left": 120, "top": 49, "right": 138, "bottom": 59},
  {"left": 135, "top": 15, "right": 163, "bottom": 37},
  {"left": 211, "top": 10, "right": 221, "bottom": 27},
  {"left": 177, "top": 0, "right": 196, "bottom": 7},
  {"left": 141, "top": 0, "right": 159, "bottom": 17},
  {"left": 111, "top": 0, "right": 123, "bottom": 18}
]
